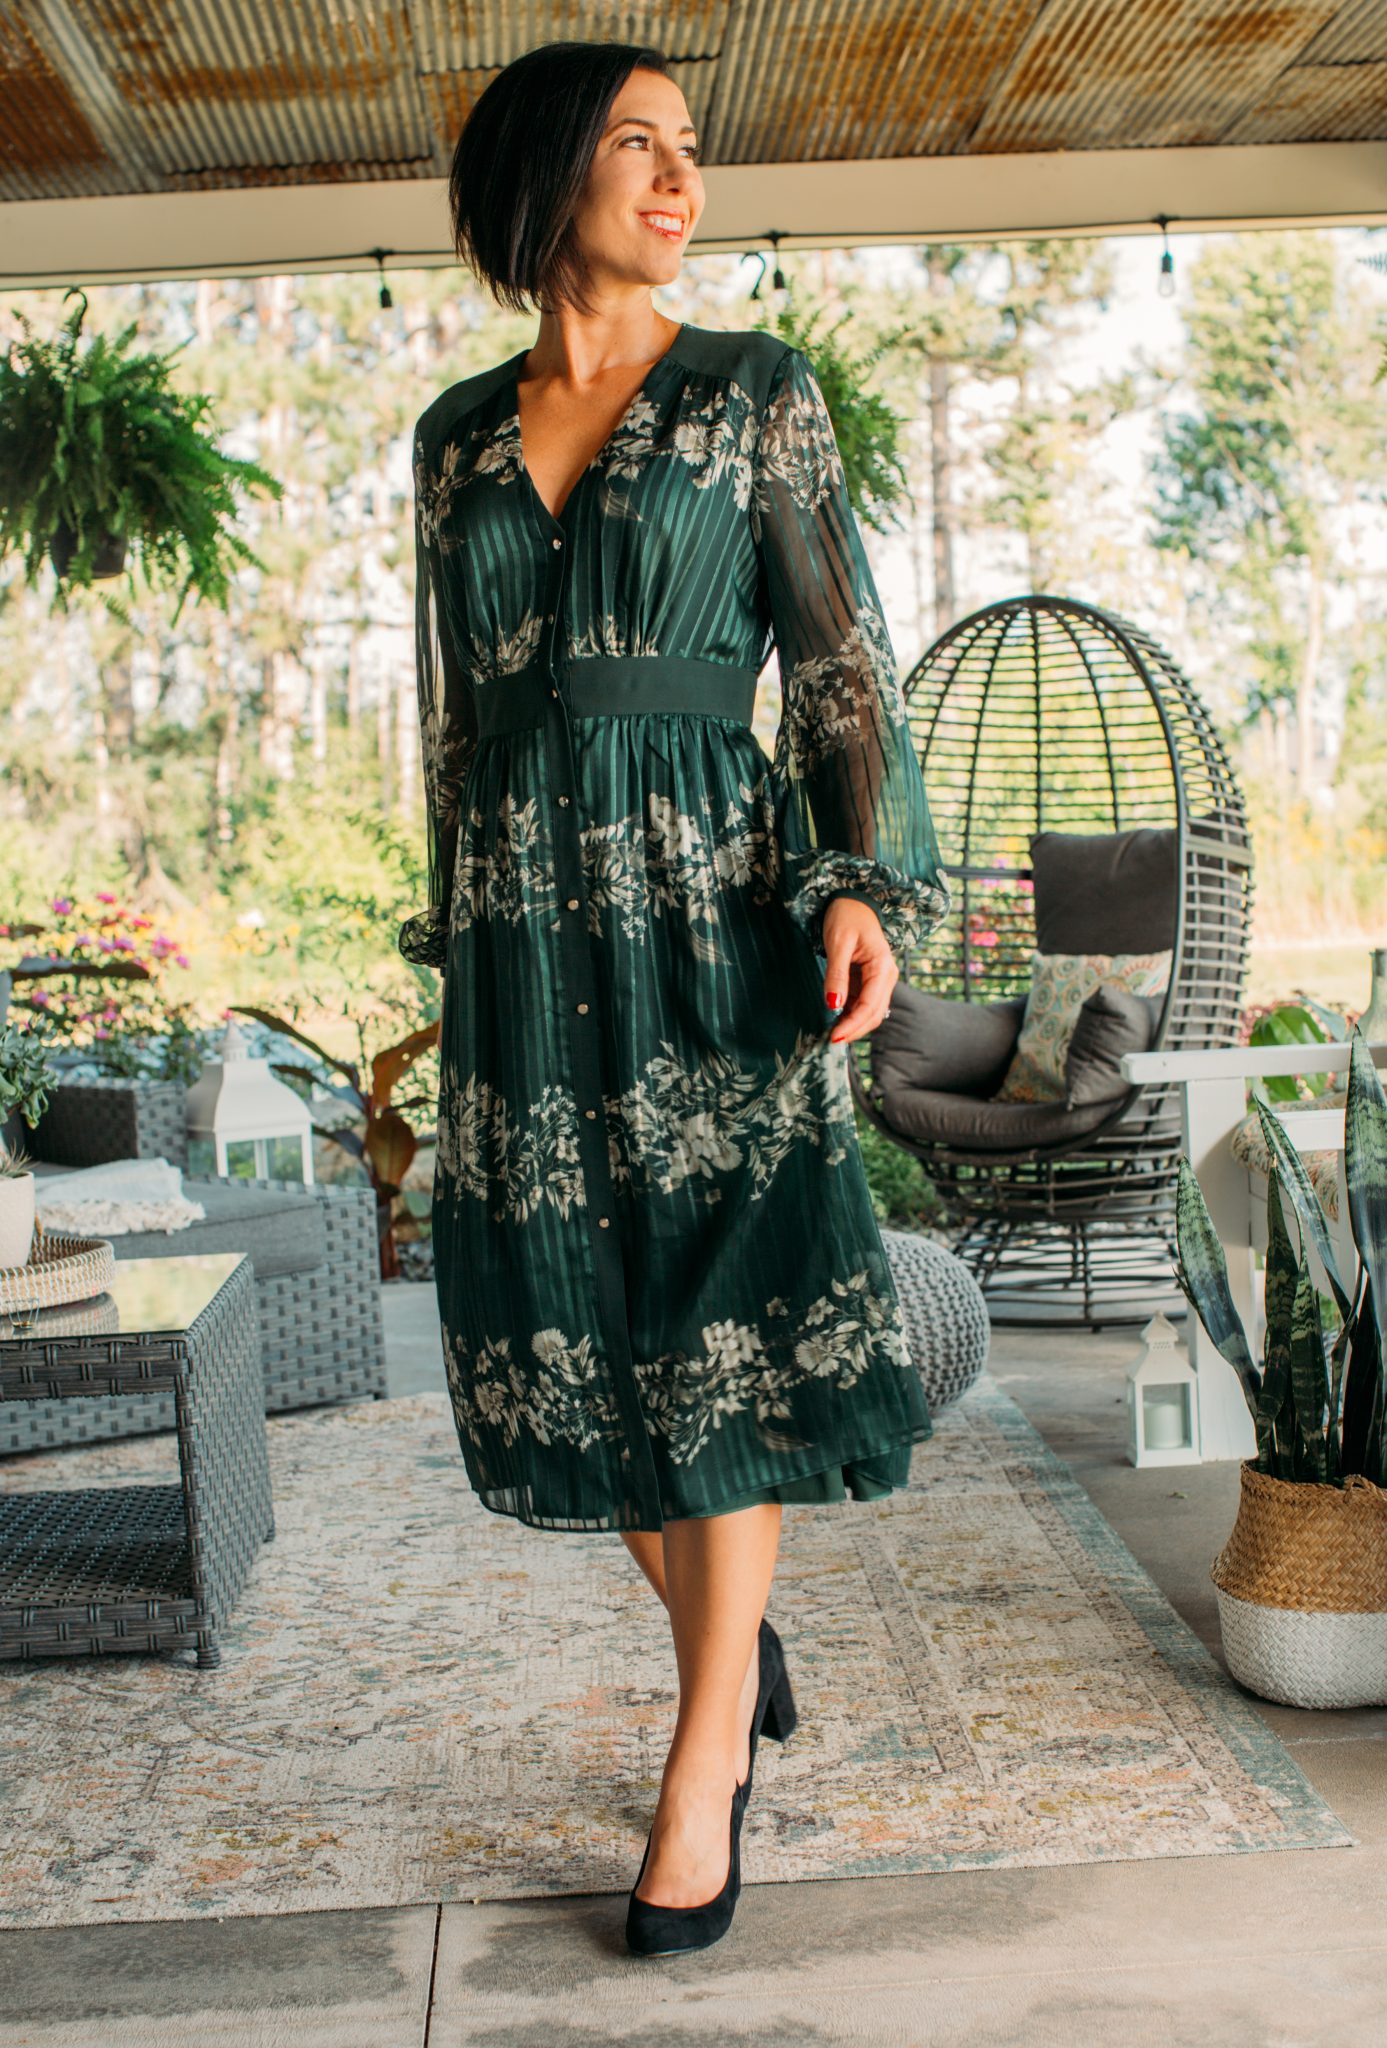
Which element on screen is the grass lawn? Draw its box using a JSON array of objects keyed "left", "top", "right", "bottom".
[{"left": 1245, "top": 941, "right": 1381, "bottom": 1014}]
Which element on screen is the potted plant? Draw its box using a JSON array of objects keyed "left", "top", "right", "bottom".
[
  {"left": 1175, "top": 1030, "right": 1387, "bottom": 1708},
  {"left": 0, "top": 1020, "right": 60, "bottom": 1267},
  {"left": 0, "top": 286, "right": 281, "bottom": 626}
]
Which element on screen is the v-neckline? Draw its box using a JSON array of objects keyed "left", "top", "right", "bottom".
[{"left": 510, "top": 322, "right": 688, "bottom": 530}]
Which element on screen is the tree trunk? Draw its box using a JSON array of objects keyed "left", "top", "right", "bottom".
[
  {"left": 925, "top": 249, "right": 957, "bottom": 635},
  {"left": 1298, "top": 557, "right": 1323, "bottom": 791}
]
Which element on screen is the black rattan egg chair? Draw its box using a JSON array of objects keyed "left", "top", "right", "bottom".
[{"left": 851, "top": 595, "right": 1253, "bottom": 1325}]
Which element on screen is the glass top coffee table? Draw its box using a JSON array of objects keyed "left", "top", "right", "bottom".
[{"left": 0, "top": 1252, "right": 273, "bottom": 1669}]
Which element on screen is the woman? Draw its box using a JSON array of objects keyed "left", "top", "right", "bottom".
[{"left": 401, "top": 40, "right": 950, "bottom": 1956}]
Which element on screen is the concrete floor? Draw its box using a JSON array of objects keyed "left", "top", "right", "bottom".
[{"left": 2, "top": 1287, "right": 1384, "bottom": 2048}]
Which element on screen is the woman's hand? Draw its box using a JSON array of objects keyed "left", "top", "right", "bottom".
[{"left": 821, "top": 897, "right": 898, "bottom": 1045}]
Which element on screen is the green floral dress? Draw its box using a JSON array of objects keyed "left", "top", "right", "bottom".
[{"left": 401, "top": 322, "right": 950, "bottom": 1532}]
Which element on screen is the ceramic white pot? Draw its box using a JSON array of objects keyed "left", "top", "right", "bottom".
[{"left": 0, "top": 1172, "right": 37, "bottom": 1267}]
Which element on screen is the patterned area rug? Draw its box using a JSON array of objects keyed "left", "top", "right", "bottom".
[{"left": 0, "top": 1376, "right": 1353, "bottom": 1926}]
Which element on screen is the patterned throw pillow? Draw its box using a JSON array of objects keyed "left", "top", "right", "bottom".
[{"left": 994, "top": 949, "right": 1173, "bottom": 1105}]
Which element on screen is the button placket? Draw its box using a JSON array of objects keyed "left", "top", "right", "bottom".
[{"left": 540, "top": 520, "right": 661, "bottom": 1523}]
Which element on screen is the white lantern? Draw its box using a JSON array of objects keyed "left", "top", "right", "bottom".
[
  {"left": 1126, "top": 1311, "right": 1200, "bottom": 1466},
  {"left": 185, "top": 1017, "right": 315, "bottom": 1184}
]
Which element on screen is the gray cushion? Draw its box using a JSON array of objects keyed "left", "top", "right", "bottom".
[
  {"left": 871, "top": 981, "right": 1027, "bottom": 1099},
  {"left": 883, "top": 1086, "right": 1116, "bottom": 1154},
  {"left": 1064, "top": 987, "right": 1164, "bottom": 1109},
  {"left": 29, "top": 1163, "right": 327, "bottom": 1280},
  {"left": 1031, "top": 828, "right": 1178, "bottom": 955}
]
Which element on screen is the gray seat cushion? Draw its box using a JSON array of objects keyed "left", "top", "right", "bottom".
[
  {"left": 29, "top": 1163, "right": 327, "bottom": 1280},
  {"left": 883, "top": 1086, "right": 1116, "bottom": 1153},
  {"left": 871, "top": 981, "right": 1027, "bottom": 1099},
  {"left": 1031, "top": 827, "right": 1178, "bottom": 955}
]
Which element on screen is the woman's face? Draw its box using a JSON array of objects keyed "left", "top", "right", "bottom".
[{"left": 570, "top": 67, "right": 705, "bottom": 297}]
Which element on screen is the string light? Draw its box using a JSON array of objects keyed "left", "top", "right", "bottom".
[
  {"left": 371, "top": 247, "right": 393, "bottom": 309},
  {"left": 1155, "top": 216, "right": 1176, "bottom": 299},
  {"left": 746, "top": 232, "right": 789, "bottom": 301}
]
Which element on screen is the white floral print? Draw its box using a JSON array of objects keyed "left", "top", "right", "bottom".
[
  {"left": 634, "top": 1270, "right": 914, "bottom": 1467},
  {"left": 604, "top": 1028, "right": 857, "bottom": 1202},
  {"left": 443, "top": 1269, "right": 912, "bottom": 1472},
  {"left": 435, "top": 1067, "right": 585, "bottom": 1224},
  {"left": 443, "top": 1324, "right": 620, "bottom": 1456}
]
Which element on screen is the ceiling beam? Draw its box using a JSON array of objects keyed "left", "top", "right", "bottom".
[{"left": 3, "top": 140, "right": 1385, "bottom": 292}]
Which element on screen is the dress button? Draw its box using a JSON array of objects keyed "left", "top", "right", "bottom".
[
  {"left": 546, "top": 612, "right": 554, "bottom": 622},
  {"left": 557, "top": 794, "right": 570, "bottom": 806},
  {"left": 551, "top": 686, "right": 559, "bottom": 698},
  {"left": 566, "top": 896, "right": 579, "bottom": 910},
  {"left": 576, "top": 1002, "right": 589, "bottom": 1015},
  {"left": 585, "top": 1108, "right": 597, "bottom": 1120},
  {"left": 597, "top": 1217, "right": 610, "bottom": 1229},
  {"left": 552, "top": 537, "right": 563, "bottom": 550}
]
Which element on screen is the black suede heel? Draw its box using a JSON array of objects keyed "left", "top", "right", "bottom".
[
  {"left": 625, "top": 1788, "right": 742, "bottom": 1957},
  {"left": 760, "top": 1623, "right": 799, "bottom": 1744},
  {"left": 624, "top": 1620, "right": 799, "bottom": 1955},
  {"left": 738, "top": 1618, "right": 798, "bottom": 1813}
]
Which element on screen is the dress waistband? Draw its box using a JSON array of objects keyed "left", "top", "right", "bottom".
[{"left": 473, "top": 655, "right": 760, "bottom": 737}]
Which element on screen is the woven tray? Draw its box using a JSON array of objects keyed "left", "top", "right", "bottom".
[{"left": 0, "top": 1217, "right": 117, "bottom": 1314}]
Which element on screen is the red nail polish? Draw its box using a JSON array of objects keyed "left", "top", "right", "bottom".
[{"left": 825, "top": 990, "right": 840, "bottom": 1007}]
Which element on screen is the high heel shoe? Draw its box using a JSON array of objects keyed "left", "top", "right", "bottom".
[
  {"left": 738, "top": 1617, "right": 799, "bottom": 1813},
  {"left": 625, "top": 1785, "right": 742, "bottom": 1957}
]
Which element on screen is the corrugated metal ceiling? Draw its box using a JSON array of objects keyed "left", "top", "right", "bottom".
[{"left": 2, "top": 0, "right": 1385, "bottom": 205}]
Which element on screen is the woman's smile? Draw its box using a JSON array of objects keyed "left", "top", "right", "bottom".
[{"left": 637, "top": 209, "right": 686, "bottom": 241}]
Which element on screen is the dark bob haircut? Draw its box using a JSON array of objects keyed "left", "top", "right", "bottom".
[{"left": 450, "top": 41, "right": 675, "bottom": 319}]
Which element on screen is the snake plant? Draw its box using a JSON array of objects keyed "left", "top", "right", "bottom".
[{"left": 1174, "top": 1029, "right": 1387, "bottom": 1487}]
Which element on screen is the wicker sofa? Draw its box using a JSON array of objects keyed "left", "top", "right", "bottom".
[{"left": 1, "top": 1074, "right": 388, "bottom": 1455}]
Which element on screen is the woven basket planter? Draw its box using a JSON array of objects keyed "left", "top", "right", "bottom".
[{"left": 1211, "top": 1461, "right": 1387, "bottom": 1709}]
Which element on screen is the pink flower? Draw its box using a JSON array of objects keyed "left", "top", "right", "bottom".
[
  {"left": 51, "top": 896, "right": 73, "bottom": 915},
  {"left": 30, "top": 989, "right": 51, "bottom": 1006},
  {"left": 97, "top": 892, "right": 117, "bottom": 904},
  {"left": 1017, "top": 878, "right": 1034, "bottom": 895},
  {"left": 175, "top": 954, "right": 190, "bottom": 968}
]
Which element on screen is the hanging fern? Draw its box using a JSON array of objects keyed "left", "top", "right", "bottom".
[{"left": 0, "top": 286, "right": 283, "bottom": 627}]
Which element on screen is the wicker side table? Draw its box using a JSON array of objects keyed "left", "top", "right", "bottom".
[{"left": 0, "top": 1251, "right": 273, "bottom": 1669}]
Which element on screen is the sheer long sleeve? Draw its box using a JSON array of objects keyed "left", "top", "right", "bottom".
[
  {"left": 398, "top": 421, "right": 478, "bottom": 971},
  {"left": 751, "top": 346, "right": 950, "bottom": 961}
]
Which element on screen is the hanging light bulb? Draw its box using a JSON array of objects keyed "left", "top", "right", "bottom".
[
  {"left": 769, "top": 229, "right": 787, "bottom": 295},
  {"left": 1156, "top": 216, "right": 1176, "bottom": 300},
  {"left": 372, "top": 247, "right": 393, "bottom": 310}
]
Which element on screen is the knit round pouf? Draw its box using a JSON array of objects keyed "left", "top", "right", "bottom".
[{"left": 880, "top": 1229, "right": 990, "bottom": 1411}]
